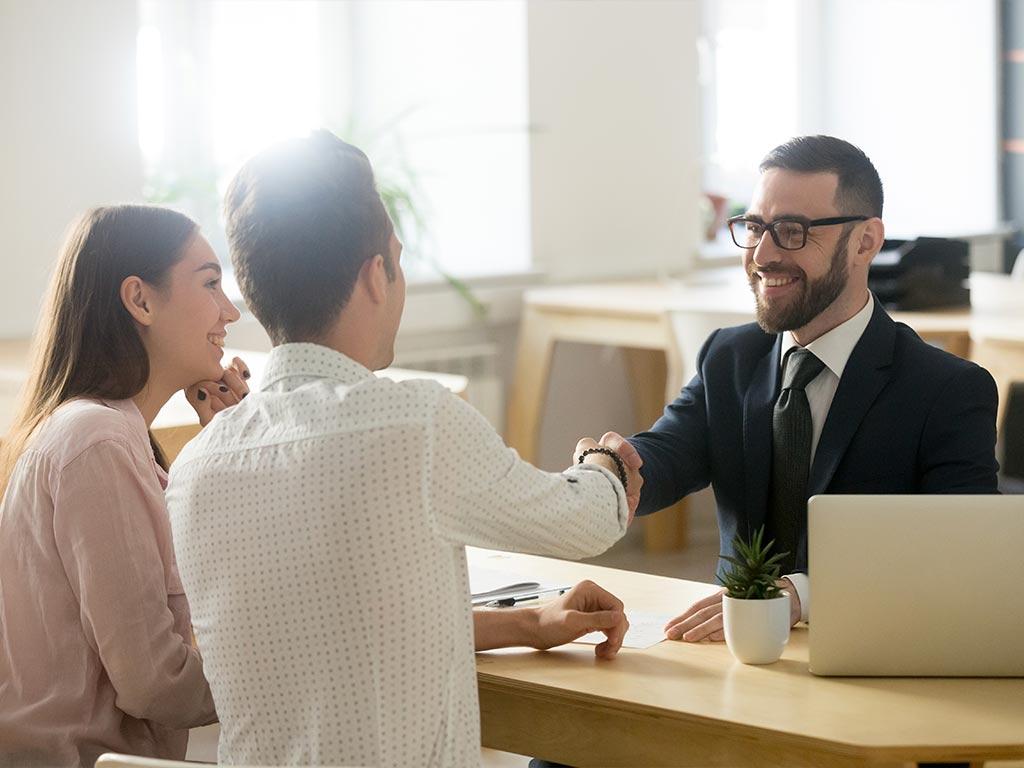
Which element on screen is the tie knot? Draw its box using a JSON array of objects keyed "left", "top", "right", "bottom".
[{"left": 782, "top": 348, "right": 825, "bottom": 391}]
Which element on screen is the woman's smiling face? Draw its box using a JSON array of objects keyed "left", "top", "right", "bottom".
[{"left": 142, "top": 233, "right": 241, "bottom": 390}]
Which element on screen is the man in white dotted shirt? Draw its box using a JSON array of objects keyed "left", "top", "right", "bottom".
[{"left": 166, "top": 131, "right": 642, "bottom": 767}]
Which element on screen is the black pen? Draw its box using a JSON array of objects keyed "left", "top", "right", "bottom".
[{"left": 485, "top": 587, "right": 569, "bottom": 608}]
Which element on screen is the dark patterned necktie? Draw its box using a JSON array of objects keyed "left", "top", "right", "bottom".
[{"left": 769, "top": 347, "right": 825, "bottom": 573}]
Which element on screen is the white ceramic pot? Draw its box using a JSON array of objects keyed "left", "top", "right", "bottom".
[{"left": 722, "top": 593, "right": 790, "bottom": 664}]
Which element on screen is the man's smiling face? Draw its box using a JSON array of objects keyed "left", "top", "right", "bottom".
[{"left": 743, "top": 169, "right": 857, "bottom": 337}]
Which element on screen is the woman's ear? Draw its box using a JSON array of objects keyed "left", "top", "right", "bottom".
[{"left": 120, "top": 275, "right": 154, "bottom": 326}]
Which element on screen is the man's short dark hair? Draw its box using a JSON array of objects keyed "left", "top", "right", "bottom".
[
  {"left": 224, "top": 130, "right": 393, "bottom": 344},
  {"left": 760, "top": 135, "right": 883, "bottom": 219}
]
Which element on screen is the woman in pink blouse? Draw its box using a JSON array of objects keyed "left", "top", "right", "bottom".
[{"left": 0, "top": 206, "right": 248, "bottom": 767}]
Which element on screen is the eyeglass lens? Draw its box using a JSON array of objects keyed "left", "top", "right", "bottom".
[{"left": 731, "top": 220, "right": 806, "bottom": 250}]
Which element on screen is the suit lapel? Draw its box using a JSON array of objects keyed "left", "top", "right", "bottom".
[
  {"left": 809, "top": 301, "right": 896, "bottom": 494},
  {"left": 743, "top": 335, "right": 783, "bottom": 535}
]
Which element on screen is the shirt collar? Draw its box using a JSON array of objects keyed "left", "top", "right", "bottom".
[
  {"left": 779, "top": 293, "right": 874, "bottom": 379},
  {"left": 260, "top": 343, "right": 376, "bottom": 391}
]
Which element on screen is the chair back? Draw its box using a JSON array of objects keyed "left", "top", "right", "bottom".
[{"left": 669, "top": 307, "right": 755, "bottom": 385}]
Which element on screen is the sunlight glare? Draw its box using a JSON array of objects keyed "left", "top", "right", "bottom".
[
  {"left": 209, "top": 2, "right": 322, "bottom": 172},
  {"left": 136, "top": 24, "right": 164, "bottom": 168}
]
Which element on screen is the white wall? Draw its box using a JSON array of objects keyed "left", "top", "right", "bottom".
[
  {"left": 528, "top": 0, "right": 702, "bottom": 281},
  {"left": 813, "top": 0, "right": 999, "bottom": 238},
  {"left": 353, "top": 1, "right": 531, "bottom": 279},
  {"left": 0, "top": 0, "right": 704, "bottom": 467},
  {"left": 0, "top": 0, "right": 144, "bottom": 339},
  {"left": 526, "top": 1, "right": 703, "bottom": 469}
]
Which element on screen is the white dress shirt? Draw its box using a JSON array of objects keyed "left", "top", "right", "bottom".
[
  {"left": 778, "top": 294, "right": 874, "bottom": 621},
  {"left": 167, "top": 343, "right": 628, "bottom": 768}
]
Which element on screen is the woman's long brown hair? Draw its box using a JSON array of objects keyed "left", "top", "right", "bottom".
[{"left": 1, "top": 205, "right": 198, "bottom": 493}]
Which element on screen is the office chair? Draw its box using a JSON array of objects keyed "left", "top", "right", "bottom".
[{"left": 669, "top": 306, "right": 755, "bottom": 384}]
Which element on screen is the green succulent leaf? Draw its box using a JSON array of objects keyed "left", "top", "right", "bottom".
[{"left": 718, "top": 525, "right": 790, "bottom": 600}]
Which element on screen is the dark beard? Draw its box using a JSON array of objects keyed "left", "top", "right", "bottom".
[{"left": 750, "top": 228, "right": 852, "bottom": 334}]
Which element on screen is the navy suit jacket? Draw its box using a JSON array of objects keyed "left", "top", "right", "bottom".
[{"left": 629, "top": 300, "right": 999, "bottom": 573}]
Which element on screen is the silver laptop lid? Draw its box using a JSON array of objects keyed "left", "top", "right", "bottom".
[{"left": 808, "top": 494, "right": 1024, "bottom": 677}]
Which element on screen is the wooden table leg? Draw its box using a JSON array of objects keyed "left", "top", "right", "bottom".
[
  {"left": 505, "top": 306, "right": 558, "bottom": 464},
  {"left": 624, "top": 347, "right": 688, "bottom": 552}
]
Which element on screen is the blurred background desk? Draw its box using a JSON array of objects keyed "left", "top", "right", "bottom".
[
  {"left": 505, "top": 276, "right": 1021, "bottom": 553},
  {"left": 473, "top": 548, "right": 1024, "bottom": 767},
  {"left": 0, "top": 341, "right": 467, "bottom": 464},
  {"left": 151, "top": 349, "right": 469, "bottom": 462},
  {"left": 970, "top": 319, "right": 1024, "bottom": 427},
  {"left": 505, "top": 283, "right": 692, "bottom": 553}
]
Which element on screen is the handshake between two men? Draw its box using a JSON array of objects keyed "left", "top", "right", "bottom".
[{"left": 573, "top": 430, "right": 802, "bottom": 644}]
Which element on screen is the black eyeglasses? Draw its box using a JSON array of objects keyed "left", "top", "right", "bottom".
[{"left": 727, "top": 216, "right": 869, "bottom": 251}]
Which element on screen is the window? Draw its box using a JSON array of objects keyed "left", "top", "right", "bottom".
[
  {"left": 136, "top": 0, "right": 529, "bottom": 281},
  {"left": 700, "top": 0, "right": 999, "bottom": 242},
  {"left": 699, "top": 0, "right": 804, "bottom": 212}
]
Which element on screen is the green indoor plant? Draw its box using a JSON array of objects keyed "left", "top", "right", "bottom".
[
  {"left": 719, "top": 526, "right": 792, "bottom": 664},
  {"left": 718, "top": 526, "right": 788, "bottom": 600}
]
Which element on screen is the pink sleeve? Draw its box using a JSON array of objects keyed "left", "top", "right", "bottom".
[{"left": 52, "top": 439, "right": 215, "bottom": 729}]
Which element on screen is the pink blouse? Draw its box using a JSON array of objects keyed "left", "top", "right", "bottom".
[{"left": 0, "top": 398, "right": 215, "bottom": 768}]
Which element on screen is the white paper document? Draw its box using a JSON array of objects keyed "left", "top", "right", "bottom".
[
  {"left": 573, "top": 610, "right": 671, "bottom": 650},
  {"left": 469, "top": 567, "right": 535, "bottom": 597},
  {"left": 468, "top": 566, "right": 567, "bottom": 606}
]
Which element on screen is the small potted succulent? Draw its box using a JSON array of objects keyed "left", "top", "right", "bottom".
[{"left": 719, "top": 526, "right": 791, "bottom": 664}]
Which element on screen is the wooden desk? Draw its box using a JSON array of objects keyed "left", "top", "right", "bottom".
[
  {"left": 970, "top": 318, "right": 1024, "bottom": 430},
  {"left": 505, "top": 279, "right": 976, "bottom": 553},
  {"left": 0, "top": 338, "right": 34, "bottom": 435},
  {"left": 471, "top": 549, "right": 1024, "bottom": 768}
]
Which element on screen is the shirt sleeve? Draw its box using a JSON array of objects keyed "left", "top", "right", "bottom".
[
  {"left": 784, "top": 572, "right": 810, "bottom": 623},
  {"left": 627, "top": 334, "right": 717, "bottom": 517},
  {"left": 52, "top": 439, "right": 216, "bottom": 729},
  {"left": 426, "top": 390, "right": 628, "bottom": 559}
]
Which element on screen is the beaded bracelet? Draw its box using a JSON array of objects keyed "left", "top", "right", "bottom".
[{"left": 577, "top": 447, "right": 628, "bottom": 493}]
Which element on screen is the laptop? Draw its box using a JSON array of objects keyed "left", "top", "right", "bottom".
[{"left": 807, "top": 494, "right": 1024, "bottom": 677}]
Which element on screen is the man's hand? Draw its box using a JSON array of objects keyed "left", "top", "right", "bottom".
[
  {"left": 664, "top": 587, "right": 727, "bottom": 642},
  {"left": 532, "top": 580, "right": 629, "bottom": 659},
  {"left": 185, "top": 356, "right": 251, "bottom": 427},
  {"left": 664, "top": 579, "right": 801, "bottom": 643},
  {"left": 473, "top": 580, "right": 629, "bottom": 659},
  {"left": 574, "top": 431, "right": 643, "bottom": 520}
]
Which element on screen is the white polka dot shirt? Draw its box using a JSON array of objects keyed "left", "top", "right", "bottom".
[{"left": 166, "top": 343, "right": 628, "bottom": 767}]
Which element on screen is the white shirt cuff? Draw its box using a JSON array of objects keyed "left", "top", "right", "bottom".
[
  {"left": 784, "top": 572, "right": 810, "bottom": 623},
  {"left": 569, "top": 463, "right": 630, "bottom": 526}
]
